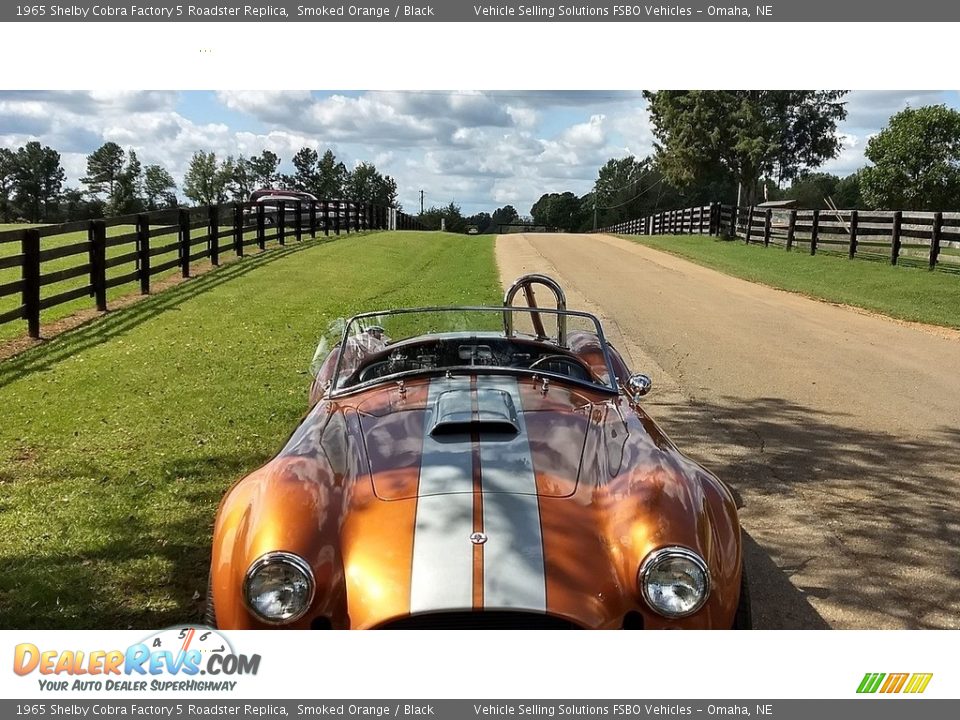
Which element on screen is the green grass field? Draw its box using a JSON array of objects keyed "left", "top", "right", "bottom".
[
  {"left": 0, "top": 231, "right": 500, "bottom": 629},
  {"left": 621, "top": 234, "right": 960, "bottom": 329}
]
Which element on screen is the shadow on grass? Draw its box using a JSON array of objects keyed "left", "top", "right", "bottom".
[
  {"left": 654, "top": 395, "right": 960, "bottom": 629},
  {"left": 0, "top": 235, "right": 339, "bottom": 390},
  {"left": 0, "top": 450, "right": 266, "bottom": 630}
]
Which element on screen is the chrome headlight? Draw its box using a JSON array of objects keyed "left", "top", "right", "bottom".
[
  {"left": 639, "top": 547, "right": 710, "bottom": 618},
  {"left": 243, "top": 552, "right": 315, "bottom": 624}
]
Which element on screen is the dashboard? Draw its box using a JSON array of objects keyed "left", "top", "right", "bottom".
[{"left": 346, "top": 337, "right": 594, "bottom": 386}]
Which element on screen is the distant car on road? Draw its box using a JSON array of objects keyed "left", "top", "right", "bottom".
[{"left": 246, "top": 188, "right": 319, "bottom": 225}]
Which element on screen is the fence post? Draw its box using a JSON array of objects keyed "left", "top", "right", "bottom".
[
  {"left": 309, "top": 201, "right": 317, "bottom": 239},
  {"left": 256, "top": 203, "right": 265, "bottom": 250},
  {"left": 930, "top": 211, "right": 942, "bottom": 269},
  {"left": 89, "top": 220, "right": 107, "bottom": 311},
  {"left": 277, "top": 200, "right": 286, "bottom": 246},
  {"left": 234, "top": 204, "right": 244, "bottom": 257},
  {"left": 810, "top": 209, "right": 820, "bottom": 255},
  {"left": 848, "top": 210, "right": 859, "bottom": 259},
  {"left": 136, "top": 213, "right": 151, "bottom": 294},
  {"left": 890, "top": 210, "right": 902, "bottom": 265},
  {"left": 334, "top": 203, "right": 341, "bottom": 235},
  {"left": 698, "top": 206, "right": 705, "bottom": 235},
  {"left": 295, "top": 200, "right": 303, "bottom": 243},
  {"left": 785, "top": 210, "right": 796, "bottom": 251},
  {"left": 745, "top": 207, "right": 755, "bottom": 244},
  {"left": 345, "top": 203, "right": 352, "bottom": 234},
  {"left": 21, "top": 228, "right": 41, "bottom": 338},
  {"left": 763, "top": 208, "right": 772, "bottom": 246},
  {"left": 178, "top": 208, "right": 191, "bottom": 278},
  {"left": 208, "top": 204, "right": 220, "bottom": 267}
]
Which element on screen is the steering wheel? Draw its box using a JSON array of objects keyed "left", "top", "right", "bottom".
[
  {"left": 356, "top": 359, "right": 401, "bottom": 383},
  {"left": 528, "top": 354, "right": 592, "bottom": 380}
]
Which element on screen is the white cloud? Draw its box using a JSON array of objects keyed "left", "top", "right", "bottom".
[{"left": 2, "top": 90, "right": 957, "bottom": 216}]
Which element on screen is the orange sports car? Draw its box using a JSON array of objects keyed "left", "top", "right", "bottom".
[{"left": 207, "top": 274, "right": 750, "bottom": 629}]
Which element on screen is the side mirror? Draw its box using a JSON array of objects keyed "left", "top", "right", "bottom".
[{"left": 626, "top": 373, "right": 652, "bottom": 400}]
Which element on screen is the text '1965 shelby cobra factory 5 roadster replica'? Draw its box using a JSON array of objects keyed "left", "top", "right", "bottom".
[{"left": 208, "top": 274, "right": 751, "bottom": 629}]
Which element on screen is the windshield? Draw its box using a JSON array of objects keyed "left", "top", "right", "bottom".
[{"left": 311, "top": 306, "right": 618, "bottom": 395}]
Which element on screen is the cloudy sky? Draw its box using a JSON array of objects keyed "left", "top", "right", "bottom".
[{"left": 0, "top": 90, "right": 956, "bottom": 215}]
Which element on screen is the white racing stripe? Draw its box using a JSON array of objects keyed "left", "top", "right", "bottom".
[
  {"left": 477, "top": 377, "right": 547, "bottom": 611},
  {"left": 409, "top": 376, "right": 475, "bottom": 613}
]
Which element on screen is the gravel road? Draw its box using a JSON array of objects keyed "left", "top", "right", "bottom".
[{"left": 496, "top": 232, "right": 960, "bottom": 629}]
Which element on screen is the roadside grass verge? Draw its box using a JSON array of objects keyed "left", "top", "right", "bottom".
[
  {"left": 620, "top": 234, "right": 960, "bottom": 330},
  {"left": 0, "top": 231, "right": 500, "bottom": 628}
]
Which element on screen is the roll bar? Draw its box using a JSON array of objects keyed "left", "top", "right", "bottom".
[{"left": 503, "top": 274, "right": 567, "bottom": 346}]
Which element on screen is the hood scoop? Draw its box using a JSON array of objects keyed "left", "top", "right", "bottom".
[{"left": 430, "top": 388, "right": 519, "bottom": 437}]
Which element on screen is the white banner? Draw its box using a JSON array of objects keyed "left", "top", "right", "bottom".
[{"left": 2, "top": 629, "right": 951, "bottom": 700}]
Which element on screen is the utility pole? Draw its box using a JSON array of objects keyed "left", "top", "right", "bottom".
[
  {"left": 593, "top": 199, "right": 598, "bottom": 231},
  {"left": 419, "top": 189, "right": 424, "bottom": 216}
]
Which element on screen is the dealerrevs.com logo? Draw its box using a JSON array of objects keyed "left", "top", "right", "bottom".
[
  {"left": 857, "top": 673, "right": 933, "bottom": 694},
  {"left": 13, "top": 627, "right": 260, "bottom": 692}
]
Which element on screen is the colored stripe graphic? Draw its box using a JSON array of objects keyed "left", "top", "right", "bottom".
[
  {"left": 857, "top": 673, "right": 885, "bottom": 694},
  {"left": 904, "top": 673, "right": 933, "bottom": 694},
  {"left": 880, "top": 673, "right": 908, "bottom": 693},
  {"left": 857, "top": 672, "right": 932, "bottom": 694}
]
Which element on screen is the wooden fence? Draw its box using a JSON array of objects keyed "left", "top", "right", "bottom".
[
  {"left": 598, "top": 203, "right": 960, "bottom": 275},
  {"left": 0, "top": 199, "right": 423, "bottom": 339}
]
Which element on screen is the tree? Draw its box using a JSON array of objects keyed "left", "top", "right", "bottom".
[
  {"left": 246, "top": 150, "right": 280, "bottom": 189},
  {"left": 420, "top": 202, "right": 465, "bottom": 232},
  {"left": 0, "top": 148, "right": 16, "bottom": 222},
  {"left": 143, "top": 164, "right": 178, "bottom": 210},
  {"left": 82, "top": 142, "right": 126, "bottom": 199},
  {"left": 317, "top": 149, "right": 347, "bottom": 198},
  {"left": 530, "top": 192, "right": 585, "bottom": 231},
  {"left": 781, "top": 172, "right": 840, "bottom": 209},
  {"left": 490, "top": 205, "right": 520, "bottom": 229},
  {"left": 643, "top": 91, "right": 848, "bottom": 205},
  {"left": 344, "top": 162, "right": 398, "bottom": 206},
  {"left": 13, "top": 141, "right": 65, "bottom": 222},
  {"left": 834, "top": 173, "right": 863, "bottom": 209},
  {"left": 182, "top": 151, "right": 235, "bottom": 205},
  {"left": 57, "top": 188, "right": 104, "bottom": 222},
  {"left": 290, "top": 147, "right": 320, "bottom": 194},
  {"left": 464, "top": 211, "right": 492, "bottom": 234},
  {"left": 590, "top": 155, "right": 687, "bottom": 226},
  {"left": 859, "top": 105, "right": 960, "bottom": 210},
  {"left": 229, "top": 156, "right": 255, "bottom": 202},
  {"left": 108, "top": 150, "right": 143, "bottom": 215}
]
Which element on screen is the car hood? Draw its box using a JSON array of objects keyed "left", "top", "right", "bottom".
[
  {"left": 356, "top": 375, "right": 597, "bottom": 500},
  {"left": 216, "top": 373, "right": 742, "bottom": 629}
]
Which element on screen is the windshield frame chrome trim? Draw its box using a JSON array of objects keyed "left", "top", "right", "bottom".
[{"left": 327, "top": 305, "right": 620, "bottom": 399}]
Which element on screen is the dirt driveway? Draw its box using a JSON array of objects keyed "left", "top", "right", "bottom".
[{"left": 496, "top": 232, "right": 960, "bottom": 629}]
